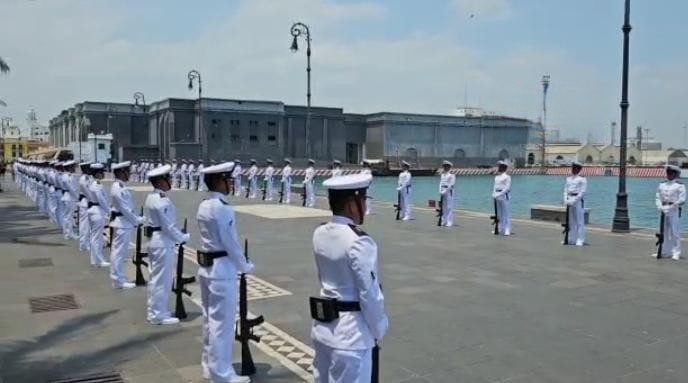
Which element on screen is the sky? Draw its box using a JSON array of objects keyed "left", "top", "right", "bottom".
[{"left": 0, "top": 0, "right": 687, "bottom": 146}]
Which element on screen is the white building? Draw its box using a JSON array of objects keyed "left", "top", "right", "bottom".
[{"left": 68, "top": 133, "right": 113, "bottom": 164}]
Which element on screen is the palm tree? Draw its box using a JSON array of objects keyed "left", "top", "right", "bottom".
[{"left": 0, "top": 57, "right": 9, "bottom": 74}]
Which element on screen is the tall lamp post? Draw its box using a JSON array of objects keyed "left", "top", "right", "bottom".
[
  {"left": 290, "top": 22, "right": 312, "bottom": 158},
  {"left": 541, "top": 75, "right": 550, "bottom": 170},
  {"left": 612, "top": 0, "right": 632, "bottom": 233},
  {"left": 134, "top": 92, "right": 146, "bottom": 108},
  {"left": 187, "top": 70, "right": 204, "bottom": 160}
]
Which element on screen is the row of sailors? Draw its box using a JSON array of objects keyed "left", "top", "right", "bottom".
[{"left": 13, "top": 158, "right": 387, "bottom": 383}]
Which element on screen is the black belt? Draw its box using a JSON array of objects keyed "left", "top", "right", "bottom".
[
  {"left": 87, "top": 202, "right": 99, "bottom": 208},
  {"left": 662, "top": 202, "right": 675, "bottom": 206},
  {"left": 110, "top": 211, "right": 123, "bottom": 221},
  {"left": 79, "top": 194, "right": 86, "bottom": 201},
  {"left": 55, "top": 188, "right": 63, "bottom": 192},
  {"left": 143, "top": 226, "right": 161, "bottom": 237},
  {"left": 568, "top": 193, "right": 579, "bottom": 196},
  {"left": 496, "top": 189, "right": 503, "bottom": 192},
  {"left": 309, "top": 297, "right": 361, "bottom": 322},
  {"left": 196, "top": 250, "right": 228, "bottom": 267}
]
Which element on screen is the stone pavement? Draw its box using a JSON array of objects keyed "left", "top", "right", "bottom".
[{"left": 4, "top": 177, "right": 688, "bottom": 382}]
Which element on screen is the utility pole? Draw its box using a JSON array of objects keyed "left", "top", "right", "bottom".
[{"left": 541, "top": 75, "right": 550, "bottom": 169}]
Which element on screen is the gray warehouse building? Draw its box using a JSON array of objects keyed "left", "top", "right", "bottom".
[{"left": 49, "top": 98, "right": 541, "bottom": 168}]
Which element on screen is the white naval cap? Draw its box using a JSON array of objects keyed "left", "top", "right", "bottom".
[
  {"left": 147, "top": 164, "right": 172, "bottom": 179},
  {"left": 79, "top": 161, "right": 91, "bottom": 167},
  {"left": 666, "top": 165, "right": 682, "bottom": 174},
  {"left": 62, "top": 160, "right": 76, "bottom": 166},
  {"left": 571, "top": 160, "right": 583, "bottom": 167},
  {"left": 89, "top": 163, "right": 105, "bottom": 170},
  {"left": 442, "top": 160, "right": 453, "bottom": 167},
  {"left": 323, "top": 173, "right": 373, "bottom": 190},
  {"left": 308, "top": 158, "right": 315, "bottom": 164},
  {"left": 284, "top": 158, "right": 292, "bottom": 163},
  {"left": 111, "top": 161, "right": 131, "bottom": 170},
  {"left": 333, "top": 159, "right": 341, "bottom": 165},
  {"left": 497, "top": 160, "right": 509, "bottom": 167},
  {"left": 401, "top": 160, "right": 411, "bottom": 167},
  {"left": 200, "top": 161, "right": 235, "bottom": 175}
]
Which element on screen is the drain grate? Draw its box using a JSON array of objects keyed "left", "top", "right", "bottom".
[
  {"left": 48, "top": 371, "right": 124, "bottom": 383},
  {"left": 28, "top": 294, "right": 80, "bottom": 313},
  {"left": 18, "top": 258, "right": 54, "bottom": 268}
]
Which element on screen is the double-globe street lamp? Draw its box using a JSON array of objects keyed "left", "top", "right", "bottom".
[
  {"left": 612, "top": 0, "right": 632, "bottom": 233},
  {"left": 187, "top": 70, "right": 204, "bottom": 161},
  {"left": 290, "top": 22, "right": 312, "bottom": 158}
]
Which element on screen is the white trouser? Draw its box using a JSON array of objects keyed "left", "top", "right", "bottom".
[
  {"left": 53, "top": 192, "right": 64, "bottom": 229},
  {"left": 181, "top": 174, "right": 189, "bottom": 189},
  {"left": 47, "top": 189, "right": 57, "bottom": 222},
  {"left": 399, "top": 186, "right": 411, "bottom": 220},
  {"left": 62, "top": 199, "right": 75, "bottom": 239},
  {"left": 566, "top": 199, "right": 585, "bottom": 245},
  {"left": 147, "top": 246, "right": 175, "bottom": 321},
  {"left": 110, "top": 227, "right": 133, "bottom": 286},
  {"left": 234, "top": 176, "right": 242, "bottom": 197},
  {"left": 283, "top": 179, "right": 291, "bottom": 203},
  {"left": 306, "top": 181, "right": 315, "bottom": 207},
  {"left": 265, "top": 179, "right": 273, "bottom": 201},
  {"left": 496, "top": 197, "right": 511, "bottom": 235},
  {"left": 441, "top": 190, "right": 454, "bottom": 226},
  {"left": 79, "top": 203, "right": 91, "bottom": 251},
  {"left": 249, "top": 177, "right": 257, "bottom": 199},
  {"left": 199, "top": 178, "right": 207, "bottom": 192},
  {"left": 88, "top": 208, "right": 106, "bottom": 265},
  {"left": 199, "top": 275, "right": 241, "bottom": 382},
  {"left": 313, "top": 340, "right": 372, "bottom": 383},
  {"left": 660, "top": 208, "right": 681, "bottom": 257}
]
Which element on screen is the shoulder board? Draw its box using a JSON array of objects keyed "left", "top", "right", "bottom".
[
  {"left": 159, "top": 192, "right": 166, "bottom": 198},
  {"left": 219, "top": 199, "right": 228, "bottom": 205},
  {"left": 348, "top": 224, "right": 368, "bottom": 237},
  {"left": 117, "top": 181, "right": 124, "bottom": 188}
]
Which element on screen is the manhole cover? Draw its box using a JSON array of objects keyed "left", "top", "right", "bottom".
[
  {"left": 28, "top": 294, "right": 80, "bottom": 313},
  {"left": 18, "top": 258, "right": 53, "bottom": 268},
  {"left": 48, "top": 371, "right": 124, "bottom": 383}
]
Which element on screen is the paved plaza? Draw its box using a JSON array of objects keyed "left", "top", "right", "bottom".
[{"left": 2, "top": 179, "right": 688, "bottom": 382}]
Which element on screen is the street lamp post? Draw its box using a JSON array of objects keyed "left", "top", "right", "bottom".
[
  {"left": 134, "top": 92, "right": 146, "bottom": 109},
  {"left": 187, "top": 70, "right": 204, "bottom": 160},
  {"left": 612, "top": 0, "right": 632, "bottom": 233},
  {"left": 541, "top": 75, "right": 550, "bottom": 170},
  {"left": 290, "top": 22, "right": 312, "bottom": 158}
]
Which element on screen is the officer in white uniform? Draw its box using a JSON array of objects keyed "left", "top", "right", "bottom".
[
  {"left": 264, "top": 159, "right": 275, "bottom": 201},
  {"left": 52, "top": 162, "right": 65, "bottom": 230},
  {"left": 170, "top": 160, "right": 178, "bottom": 188},
  {"left": 311, "top": 173, "right": 389, "bottom": 383},
  {"left": 47, "top": 162, "right": 59, "bottom": 224},
  {"left": 88, "top": 163, "right": 110, "bottom": 267},
  {"left": 196, "top": 162, "right": 254, "bottom": 383},
  {"left": 438, "top": 160, "right": 456, "bottom": 227},
  {"left": 360, "top": 161, "right": 373, "bottom": 216},
  {"left": 492, "top": 160, "right": 512, "bottom": 236},
  {"left": 232, "top": 159, "right": 243, "bottom": 197},
  {"left": 304, "top": 159, "right": 316, "bottom": 207},
  {"left": 144, "top": 164, "right": 189, "bottom": 325},
  {"left": 654, "top": 165, "right": 686, "bottom": 260},
  {"left": 180, "top": 160, "right": 189, "bottom": 189},
  {"left": 189, "top": 160, "right": 198, "bottom": 190},
  {"left": 60, "top": 161, "right": 78, "bottom": 240},
  {"left": 397, "top": 161, "right": 412, "bottom": 221},
  {"left": 563, "top": 161, "right": 587, "bottom": 246},
  {"left": 110, "top": 161, "right": 145, "bottom": 289},
  {"left": 247, "top": 159, "right": 258, "bottom": 199},
  {"left": 281, "top": 159, "right": 292, "bottom": 204},
  {"left": 78, "top": 162, "right": 92, "bottom": 252},
  {"left": 197, "top": 160, "right": 207, "bottom": 192},
  {"left": 332, "top": 160, "right": 343, "bottom": 178}
]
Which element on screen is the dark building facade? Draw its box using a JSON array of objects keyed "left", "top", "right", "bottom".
[{"left": 49, "top": 98, "right": 539, "bottom": 167}]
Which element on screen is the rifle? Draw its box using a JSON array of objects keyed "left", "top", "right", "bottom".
[
  {"left": 436, "top": 193, "right": 444, "bottom": 226},
  {"left": 172, "top": 218, "right": 195, "bottom": 319},
  {"left": 372, "top": 342, "right": 380, "bottom": 383},
  {"left": 562, "top": 205, "right": 570, "bottom": 245},
  {"left": 133, "top": 206, "right": 148, "bottom": 286},
  {"left": 301, "top": 182, "right": 307, "bottom": 207},
  {"left": 235, "top": 239, "right": 265, "bottom": 376},
  {"left": 394, "top": 190, "right": 401, "bottom": 220},
  {"left": 279, "top": 180, "right": 285, "bottom": 203},
  {"left": 490, "top": 198, "right": 499, "bottom": 235},
  {"left": 261, "top": 180, "right": 267, "bottom": 201},
  {"left": 655, "top": 211, "right": 665, "bottom": 258}
]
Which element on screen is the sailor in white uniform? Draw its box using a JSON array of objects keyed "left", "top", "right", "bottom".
[
  {"left": 654, "top": 165, "right": 686, "bottom": 260},
  {"left": 197, "top": 160, "right": 207, "bottom": 192},
  {"left": 247, "top": 159, "right": 258, "bottom": 199},
  {"left": 180, "top": 160, "right": 189, "bottom": 190},
  {"left": 264, "top": 159, "right": 275, "bottom": 201},
  {"left": 438, "top": 160, "right": 456, "bottom": 227},
  {"left": 60, "top": 161, "right": 78, "bottom": 240},
  {"left": 196, "top": 162, "right": 254, "bottom": 383},
  {"left": 397, "top": 161, "right": 412, "bottom": 221},
  {"left": 360, "top": 161, "right": 373, "bottom": 216},
  {"left": 232, "top": 159, "right": 243, "bottom": 197},
  {"left": 563, "top": 161, "right": 587, "bottom": 246},
  {"left": 331, "top": 160, "right": 343, "bottom": 178},
  {"left": 47, "top": 162, "right": 59, "bottom": 224},
  {"left": 492, "top": 160, "right": 512, "bottom": 235},
  {"left": 110, "top": 161, "right": 145, "bottom": 289},
  {"left": 78, "top": 162, "right": 92, "bottom": 252},
  {"left": 304, "top": 159, "right": 316, "bottom": 207},
  {"left": 189, "top": 160, "right": 198, "bottom": 190},
  {"left": 144, "top": 164, "right": 189, "bottom": 325},
  {"left": 311, "top": 173, "right": 389, "bottom": 383},
  {"left": 281, "top": 159, "right": 293, "bottom": 204},
  {"left": 87, "top": 163, "right": 110, "bottom": 267},
  {"left": 170, "top": 160, "right": 178, "bottom": 188}
]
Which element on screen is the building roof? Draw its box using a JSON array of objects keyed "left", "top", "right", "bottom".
[{"left": 544, "top": 144, "right": 583, "bottom": 155}]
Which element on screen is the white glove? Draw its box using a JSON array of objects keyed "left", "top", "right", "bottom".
[
  {"left": 492, "top": 192, "right": 499, "bottom": 199},
  {"left": 396, "top": 187, "right": 402, "bottom": 191},
  {"left": 565, "top": 198, "right": 574, "bottom": 206},
  {"left": 137, "top": 216, "right": 146, "bottom": 225},
  {"left": 243, "top": 261, "right": 255, "bottom": 274},
  {"left": 181, "top": 233, "right": 191, "bottom": 244},
  {"left": 661, "top": 205, "right": 671, "bottom": 214}
]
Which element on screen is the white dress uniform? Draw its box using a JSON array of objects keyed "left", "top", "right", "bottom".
[
  {"left": 311, "top": 174, "right": 389, "bottom": 383},
  {"left": 360, "top": 167, "right": 373, "bottom": 215},
  {"left": 189, "top": 163, "right": 198, "bottom": 190},
  {"left": 304, "top": 164, "right": 316, "bottom": 207},
  {"left": 60, "top": 162, "right": 77, "bottom": 240},
  {"left": 39, "top": 167, "right": 49, "bottom": 214},
  {"left": 282, "top": 163, "right": 292, "bottom": 203},
  {"left": 264, "top": 164, "right": 275, "bottom": 201},
  {"left": 197, "top": 162, "right": 254, "bottom": 383},
  {"left": 110, "top": 162, "right": 144, "bottom": 288},
  {"left": 655, "top": 173, "right": 686, "bottom": 259},
  {"left": 131, "top": 163, "right": 139, "bottom": 183},
  {"left": 47, "top": 167, "right": 58, "bottom": 223},
  {"left": 332, "top": 167, "right": 343, "bottom": 178},
  {"left": 198, "top": 163, "right": 207, "bottom": 192},
  {"left": 88, "top": 164, "right": 110, "bottom": 267},
  {"left": 144, "top": 165, "right": 189, "bottom": 324},
  {"left": 180, "top": 163, "right": 189, "bottom": 189},
  {"left": 170, "top": 162, "right": 178, "bottom": 187},
  {"left": 397, "top": 167, "right": 412, "bottom": 221},
  {"left": 78, "top": 170, "right": 92, "bottom": 252},
  {"left": 232, "top": 163, "right": 243, "bottom": 197},
  {"left": 563, "top": 172, "right": 587, "bottom": 246},
  {"left": 248, "top": 163, "right": 258, "bottom": 199},
  {"left": 492, "top": 171, "right": 512, "bottom": 235},
  {"left": 439, "top": 169, "right": 456, "bottom": 227},
  {"left": 54, "top": 167, "right": 65, "bottom": 230}
]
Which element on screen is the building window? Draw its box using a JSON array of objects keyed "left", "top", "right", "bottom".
[
  {"left": 498, "top": 149, "right": 510, "bottom": 160},
  {"left": 249, "top": 120, "right": 258, "bottom": 129},
  {"left": 249, "top": 135, "right": 259, "bottom": 144},
  {"left": 585, "top": 155, "right": 594, "bottom": 163},
  {"left": 267, "top": 135, "right": 277, "bottom": 145},
  {"left": 454, "top": 149, "right": 466, "bottom": 159},
  {"left": 346, "top": 143, "right": 359, "bottom": 165},
  {"left": 231, "top": 134, "right": 241, "bottom": 143},
  {"left": 98, "top": 143, "right": 105, "bottom": 150},
  {"left": 527, "top": 153, "right": 535, "bottom": 165}
]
